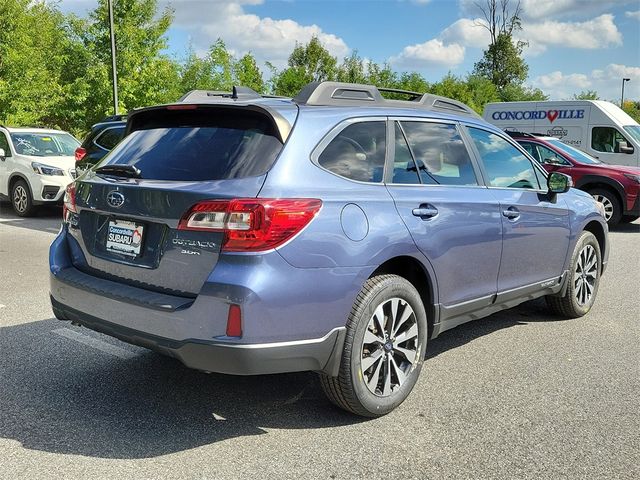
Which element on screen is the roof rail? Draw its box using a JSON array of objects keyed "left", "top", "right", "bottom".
[
  {"left": 293, "top": 81, "right": 480, "bottom": 118},
  {"left": 179, "top": 86, "right": 263, "bottom": 103}
]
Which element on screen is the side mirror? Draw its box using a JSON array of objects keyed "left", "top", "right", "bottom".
[
  {"left": 617, "top": 140, "right": 634, "bottom": 154},
  {"left": 0, "top": 148, "right": 5, "bottom": 160},
  {"left": 547, "top": 172, "right": 572, "bottom": 194}
]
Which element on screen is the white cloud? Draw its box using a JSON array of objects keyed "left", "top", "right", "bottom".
[
  {"left": 522, "top": 14, "right": 622, "bottom": 56},
  {"left": 532, "top": 64, "right": 640, "bottom": 100},
  {"left": 391, "top": 39, "right": 466, "bottom": 68},
  {"left": 165, "top": 1, "right": 349, "bottom": 68},
  {"left": 625, "top": 10, "right": 640, "bottom": 20},
  {"left": 440, "top": 18, "right": 491, "bottom": 47}
]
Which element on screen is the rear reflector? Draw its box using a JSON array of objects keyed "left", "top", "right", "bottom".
[
  {"left": 226, "top": 304, "right": 242, "bottom": 337},
  {"left": 178, "top": 198, "right": 322, "bottom": 252},
  {"left": 74, "top": 147, "right": 86, "bottom": 162}
]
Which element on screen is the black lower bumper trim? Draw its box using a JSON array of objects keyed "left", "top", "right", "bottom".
[{"left": 50, "top": 296, "right": 345, "bottom": 376}]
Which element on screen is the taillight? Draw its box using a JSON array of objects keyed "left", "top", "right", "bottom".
[
  {"left": 62, "top": 183, "right": 77, "bottom": 221},
  {"left": 178, "top": 198, "right": 322, "bottom": 252},
  {"left": 75, "top": 147, "right": 86, "bottom": 162}
]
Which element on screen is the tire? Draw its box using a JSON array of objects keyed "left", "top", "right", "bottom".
[
  {"left": 621, "top": 215, "right": 639, "bottom": 224},
  {"left": 319, "top": 274, "right": 428, "bottom": 417},
  {"left": 546, "top": 231, "right": 601, "bottom": 318},
  {"left": 589, "top": 188, "right": 622, "bottom": 227},
  {"left": 11, "top": 179, "right": 35, "bottom": 217}
]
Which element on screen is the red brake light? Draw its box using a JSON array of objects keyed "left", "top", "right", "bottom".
[
  {"left": 75, "top": 147, "right": 86, "bottom": 162},
  {"left": 63, "top": 183, "right": 77, "bottom": 220},
  {"left": 178, "top": 198, "right": 322, "bottom": 252}
]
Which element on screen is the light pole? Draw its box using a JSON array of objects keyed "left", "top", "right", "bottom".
[
  {"left": 621, "top": 78, "right": 630, "bottom": 108},
  {"left": 108, "top": 0, "right": 119, "bottom": 115}
]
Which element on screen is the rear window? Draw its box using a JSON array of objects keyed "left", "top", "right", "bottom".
[{"left": 99, "top": 110, "right": 283, "bottom": 181}]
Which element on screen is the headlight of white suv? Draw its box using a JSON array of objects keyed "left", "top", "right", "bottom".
[{"left": 31, "top": 162, "right": 65, "bottom": 176}]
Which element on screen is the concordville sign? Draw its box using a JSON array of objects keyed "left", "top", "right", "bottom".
[{"left": 491, "top": 109, "right": 586, "bottom": 123}]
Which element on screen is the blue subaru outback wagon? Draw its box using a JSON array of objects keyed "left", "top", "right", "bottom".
[{"left": 50, "top": 82, "right": 609, "bottom": 417}]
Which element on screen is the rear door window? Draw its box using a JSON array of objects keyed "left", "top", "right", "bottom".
[
  {"left": 318, "top": 121, "right": 386, "bottom": 182},
  {"left": 100, "top": 110, "right": 283, "bottom": 181},
  {"left": 392, "top": 123, "right": 421, "bottom": 184},
  {"left": 94, "top": 126, "right": 125, "bottom": 150},
  {"left": 400, "top": 121, "right": 478, "bottom": 186},
  {"left": 468, "top": 127, "right": 541, "bottom": 190}
]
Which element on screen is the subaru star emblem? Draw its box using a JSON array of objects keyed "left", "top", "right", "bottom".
[{"left": 106, "top": 191, "right": 125, "bottom": 208}]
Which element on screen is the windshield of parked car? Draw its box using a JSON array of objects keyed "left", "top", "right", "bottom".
[
  {"left": 10, "top": 132, "right": 80, "bottom": 157},
  {"left": 623, "top": 125, "right": 640, "bottom": 144},
  {"left": 545, "top": 138, "right": 603, "bottom": 165}
]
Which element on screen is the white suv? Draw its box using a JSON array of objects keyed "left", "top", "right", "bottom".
[{"left": 0, "top": 127, "right": 80, "bottom": 216}]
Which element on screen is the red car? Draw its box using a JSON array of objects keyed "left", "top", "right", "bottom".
[{"left": 509, "top": 132, "right": 640, "bottom": 226}]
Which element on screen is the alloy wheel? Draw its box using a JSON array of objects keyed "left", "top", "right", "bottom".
[
  {"left": 360, "top": 298, "right": 420, "bottom": 397},
  {"left": 574, "top": 244, "right": 598, "bottom": 306},
  {"left": 592, "top": 194, "right": 613, "bottom": 222},
  {"left": 13, "top": 185, "right": 28, "bottom": 214}
]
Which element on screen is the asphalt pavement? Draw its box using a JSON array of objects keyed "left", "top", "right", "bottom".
[{"left": 1, "top": 202, "right": 639, "bottom": 479}]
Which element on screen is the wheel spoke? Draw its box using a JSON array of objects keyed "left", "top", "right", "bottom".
[
  {"left": 366, "top": 355, "right": 384, "bottom": 392},
  {"left": 362, "top": 348, "right": 384, "bottom": 372},
  {"left": 364, "top": 329, "right": 385, "bottom": 345},
  {"left": 395, "top": 323, "right": 418, "bottom": 345},
  {"left": 394, "top": 345, "right": 417, "bottom": 364},
  {"left": 372, "top": 304, "right": 386, "bottom": 338},
  {"left": 388, "top": 298, "right": 400, "bottom": 336},
  {"left": 390, "top": 355, "right": 406, "bottom": 387},
  {"left": 392, "top": 303, "right": 413, "bottom": 337},
  {"left": 382, "top": 355, "right": 392, "bottom": 396}
]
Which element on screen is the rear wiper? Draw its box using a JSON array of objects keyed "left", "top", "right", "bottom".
[{"left": 94, "top": 164, "right": 142, "bottom": 178}]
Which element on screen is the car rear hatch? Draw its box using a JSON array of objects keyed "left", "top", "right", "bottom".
[{"left": 65, "top": 103, "right": 294, "bottom": 297}]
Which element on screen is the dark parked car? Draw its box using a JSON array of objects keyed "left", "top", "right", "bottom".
[
  {"left": 509, "top": 131, "right": 640, "bottom": 226},
  {"left": 50, "top": 83, "right": 608, "bottom": 417},
  {"left": 75, "top": 115, "right": 126, "bottom": 171}
]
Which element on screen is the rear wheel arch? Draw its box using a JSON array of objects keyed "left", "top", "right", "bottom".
[{"left": 369, "top": 256, "right": 437, "bottom": 338}]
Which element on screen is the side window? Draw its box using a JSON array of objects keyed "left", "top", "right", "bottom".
[
  {"left": 468, "top": 128, "right": 541, "bottom": 190},
  {"left": 519, "top": 142, "right": 540, "bottom": 163},
  {"left": 392, "top": 123, "right": 421, "bottom": 184},
  {"left": 0, "top": 132, "right": 11, "bottom": 156},
  {"left": 400, "top": 121, "right": 478, "bottom": 186},
  {"left": 318, "top": 121, "right": 386, "bottom": 182},
  {"left": 95, "top": 126, "right": 125, "bottom": 150},
  {"left": 536, "top": 144, "right": 570, "bottom": 165},
  {"left": 591, "top": 126, "right": 631, "bottom": 153}
]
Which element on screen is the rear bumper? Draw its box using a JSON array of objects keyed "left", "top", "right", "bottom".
[{"left": 51, "top": 296, "right": 345, "bottom": 376}]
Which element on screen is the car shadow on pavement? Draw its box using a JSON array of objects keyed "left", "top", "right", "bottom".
[
  {"left": 608, "top": 221, "right": 640, "bottom": 233},
  {"left": 0, "top": 299, "right": 564, "bottom": 459},
  {"left": 0, "top": 201, "right": 63, "bottom": 234}
]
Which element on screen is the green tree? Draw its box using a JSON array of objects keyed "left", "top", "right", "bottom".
[
  {"left": 273, "top": 36, "right": 338, "bottom": 96},
  {"left": 72, "top": 0, "right": 181, "bottom": 129},
  {"left": 472, "top": 0, "right": 529, "bottom": 99},
  {"left": 336, "top": 51, "right": 367, "bottom": 84},
  {"left": 0, "top": 0, "right": 71, "bottom": 128},
  {"left": 233, "top": 53, "right": 264, "bottom": 93},
  {"left": 622, "top": 100, "right": 640, "bottom": 123},
  {"left": 573, "top": 90, "right": 599, "bottom": 100}
]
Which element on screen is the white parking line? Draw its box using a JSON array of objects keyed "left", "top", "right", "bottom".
[{"left": 52, "top": 327, "right": 138, "bottom": 360}]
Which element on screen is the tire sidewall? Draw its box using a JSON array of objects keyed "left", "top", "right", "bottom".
[
  {"left": 347, "top": 277, "right": 427, "bottom": 416},
  {"left": 566, "top": 231, "right": 601, "bottom": 316}
]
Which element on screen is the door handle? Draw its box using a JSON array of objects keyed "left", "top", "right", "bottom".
[
  {"left": 502, "top": 206, "right": 520, "bottom": 220},
  {"left": 412, "top": 205, "right": 438, "bottom": 219}
]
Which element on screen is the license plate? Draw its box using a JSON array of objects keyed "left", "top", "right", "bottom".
[{"left": 106, "top": 219, "right": 144, "bottom": 257}]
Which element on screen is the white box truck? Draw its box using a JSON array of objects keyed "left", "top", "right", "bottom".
[{"left": 483, "top": 100, "right": 640, "bottom": 167}]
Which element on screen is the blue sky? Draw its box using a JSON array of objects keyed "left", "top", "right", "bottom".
[{"left": 61, "top": 0, "right": 640, "bottom": 101}]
